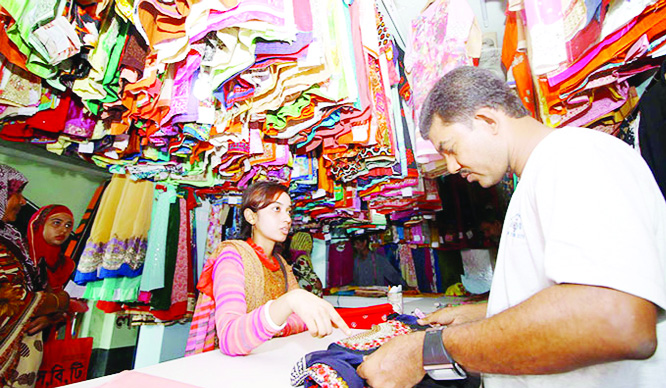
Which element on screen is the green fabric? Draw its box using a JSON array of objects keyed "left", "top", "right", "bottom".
[
  {"left": 150, "top": 200, "right": 180, "bottom": 310},
  {"left": 83, "top": 276, "right": 142, "bottom": 302},
  {"left": 78, "top": 13, "right": 121, "bottom": 114},
  {"left": 266, "top": 86, "right": 321, "bottom": 130},
  {"left": 0, "top": 0, "right": 65, "bottom": 78},
  {"left": 88, "top": 18, "right": 129, "bottom": 114},
  {"left": 99, "top": 20, "right": 130, "bottom": 105}
]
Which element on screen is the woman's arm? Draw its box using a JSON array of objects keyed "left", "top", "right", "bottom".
[
  {"left": 212, "top": 248, "right": 304, "bottom": 356},
  {"left": 276, "top": 262, "right": 308, "bottom": 336},
  {"left": 32, "top": 289, "right": 69, "bottom": 317}
]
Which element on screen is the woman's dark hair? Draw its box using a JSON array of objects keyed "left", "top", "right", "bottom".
[{"left": 238, "top": 181, "right": 289, "bottom": 240}]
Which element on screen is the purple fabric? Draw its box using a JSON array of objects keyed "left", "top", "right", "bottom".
[
  {"left": 327, "top": 241, "right": 353, "bottom": 287},
  {"left": 255, "top": 32, "right": 313, "bottom": 56},
  {"left": 63, "top": 98, "right": 96, "bottom": 139},
  {"left": 561, "top": 81, "right": 630, "bottom": 128},
  {"left": 172, "top": 70, "right": 201, "bottom": 124},
  {"left": 162, "top": 51, "right": 202, "bottom": 125}
]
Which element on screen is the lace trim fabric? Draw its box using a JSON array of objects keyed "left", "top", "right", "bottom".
[
  {"left": 77, "top": 236, "right": 148, "bottom": 274},
  {"left": 336, "top": 320, "right": 413, "bottom": 352}
]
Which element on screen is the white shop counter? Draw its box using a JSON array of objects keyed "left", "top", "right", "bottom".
[{"left": 67, "top": 296, "right": 453, "bottom": 387}]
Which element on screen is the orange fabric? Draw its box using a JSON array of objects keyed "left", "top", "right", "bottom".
[
  {"left": 511, "top": 52, "right": 537, "bottom": 118},
  {"left": 538, "top": 1, "right": 666, "bottom": 116},
  {"left": 317, "top": 153, "right": 333, "bottom": 193},
  {"left": 136, "top": 0, "right": 190, "bottom": 47},
  {"left": 0, "top": 18, "right": 28, "bottom": 71},
  {"left": 501, "top": 11, "right": 518, "bottom": 72}
]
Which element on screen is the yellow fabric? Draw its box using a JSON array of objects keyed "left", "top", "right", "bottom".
[
  {"left": 88, "top": 175, "right": 153, "bottom": 244},
  {"left": 77, "top": 175, "right": 154, "bottom": 274}
]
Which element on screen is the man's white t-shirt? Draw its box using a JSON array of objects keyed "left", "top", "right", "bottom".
[{"left": 484, "top": 127, "right": 666, "bottom": 388}]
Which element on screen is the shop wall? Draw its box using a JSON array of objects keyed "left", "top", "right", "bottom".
[{"left": 0, "top": 142, "right": 110, "bottom": 223}]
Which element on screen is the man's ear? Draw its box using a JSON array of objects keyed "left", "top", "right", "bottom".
[
  {"left": 243, "top": 208, "right": 256, "bottom": 225},
  {"left": 474, "top": 107, "right": 500, "bottom": 134}
]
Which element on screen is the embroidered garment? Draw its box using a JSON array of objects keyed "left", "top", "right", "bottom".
[
  {"left": 74, "top": 174, "right": 154, "bottom": 285},
  {"left": 398, "top": 244, "right": 418, "bottom": 289},
  {"left": 290, "top": 315, "right": 424, "bottom": 388},
  {"left": 405, "top": 0, "right": 476, "bottom": 165},
  {"left": 185, "top": 240, "right": 306, "bottom": 356},
  {"left": 27, "top": 205, "right": 75, "bottom": 292}
]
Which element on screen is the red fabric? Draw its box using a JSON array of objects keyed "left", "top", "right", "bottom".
[
  {"left": 25, "top": 92, "right": 72, "bottom": 133},
  {"left": 36, "top": 319, "right": 93, "bottom": 388},
  {"left": 95, "top": 300, "right": 122, "bottom": 313},
  {"left": 197, "top": 251, "right": 216, "bottom": 300},
  {"left": 246, "top": 238, "right": 279, "bottom": 271},
  {"left": 27, "top": 205, "right": 75, "bottom": 291},
  {"left": 335, "top": 303, "right": 394, "bottom": 329}
]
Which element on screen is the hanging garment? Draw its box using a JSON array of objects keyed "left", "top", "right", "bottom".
[
  {"left": 74, "top": 174, "right": 154, "bottom": 284},
  {"left": 290, "top": 231, "right": 323, "bottom": 297},
  {"left": 637, "top": 59, "right": 666, "bottom": 200},
  {"left": 140, "top": 184, "right": 178, "bottom": 292},
  {"left": 327, "top": 241, "right": 353, "bottom": 287},
  {"left": 405, "top": 0, "right": 476, "bottom": 164},
  {"left": 398, "top": 244, "right": 418, "bottom": 289},
  {"left": 63, "top": 181, "right": 108, "bottom": 265},
  {"left": 150, "top": 199, "right": 180, "bottom": 310}
]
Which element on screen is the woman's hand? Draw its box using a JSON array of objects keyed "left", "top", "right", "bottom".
[
  {"left": 273, "top": 289, "right": 351, "bottom": 337},
  {"left": 418, "top": 302, "right": 487, "bottom": 327},
  {"left": 26, "top": 315, "right": 51, "bottom": 335},
  {"left": 34, "top": 290, "right": 71, "bottom": 317}
]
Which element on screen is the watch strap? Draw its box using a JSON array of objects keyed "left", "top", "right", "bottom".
[{"left": 422, "top": 327, "right": 466, "bottom": 380}]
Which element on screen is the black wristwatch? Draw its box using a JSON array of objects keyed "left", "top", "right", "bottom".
[{"left": 422, "top": 327, "right": 466, "bottom": 380}]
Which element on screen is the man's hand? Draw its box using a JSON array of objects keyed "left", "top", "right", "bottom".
[
  {"left": 357, "top": 331, "right": 426, "bottom": 388},
  {"left": 418, "top": 302, "right": 487, "bottom": 327}
]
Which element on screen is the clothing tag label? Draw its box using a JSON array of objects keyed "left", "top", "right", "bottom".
[{"left": 78, "top": 142, "right": 95, "bottom": 154}]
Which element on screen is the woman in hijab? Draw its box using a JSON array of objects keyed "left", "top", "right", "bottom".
[
  {"left": 0, "top": 165, "right": 70, "bottom": 388},
  {"left": 27, "top": 205, "right": 75, "bottom": 292}
]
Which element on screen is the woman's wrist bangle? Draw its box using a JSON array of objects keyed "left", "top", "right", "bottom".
[{"left": 52, "top": 293, "right": 60, "bottom": 311}]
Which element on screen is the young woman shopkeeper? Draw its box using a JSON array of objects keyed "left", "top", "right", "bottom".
[{"left": 186, "top": 181, "right": 350, "bottom": 356}]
